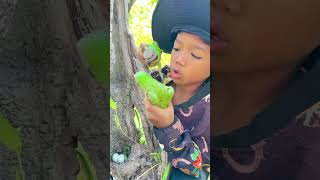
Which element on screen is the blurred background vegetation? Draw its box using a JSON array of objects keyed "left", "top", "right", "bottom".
[{"left": 129, "top": 0, "right": 171, "bottom": 68}]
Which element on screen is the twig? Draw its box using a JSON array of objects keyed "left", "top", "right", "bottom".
[
  {"left": 115, "top": 111, "right": 138, "bottom": 144},
  {"left": 119, "top": 125, "right": 138, "bottom": 144},
  {"left": 136, "top": 163, "right": 160, "bottom": 179}
]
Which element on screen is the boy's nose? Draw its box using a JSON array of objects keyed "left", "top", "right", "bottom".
[{"left": 175, "top": 53, "right": 187, "bottom": 66}]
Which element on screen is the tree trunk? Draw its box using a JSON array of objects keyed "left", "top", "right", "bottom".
[
  {"left": 0, "top": 0, "right": 108, "bottom": 179},
  {"left": 110, "top": 0, "right": 163, "bottom": 179}
]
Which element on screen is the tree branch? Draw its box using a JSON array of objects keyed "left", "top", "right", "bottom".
[{"left": 128, "top": 0, "right": 136, "bottom": 12}]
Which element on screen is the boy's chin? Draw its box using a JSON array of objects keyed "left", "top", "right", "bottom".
[
  {"left": 173, "top": 79, "right": 206, "bottom": 87},
  {"left": 172, "top": 79, "right": 184, "bottom": 85},
  {"left": 172, "top": 79, "right": 180, "bottom": 84}
]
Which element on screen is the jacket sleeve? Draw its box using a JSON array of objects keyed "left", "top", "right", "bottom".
[{"left": 153, "top": 105, "right": 210, "bottom": 177}]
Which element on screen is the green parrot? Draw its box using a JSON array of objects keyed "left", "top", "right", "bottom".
[
  {"left": 143, "top": 41, "right": 162, "bottom": 67},
  {"left": 134, "top": 71, "right": 174, "bottom": 109},
  {"left": 77, "top": 30, "right": 109, "bottom": 85},
  {"left": 143, "top": 41, "right": 165, "bottom": 81}
]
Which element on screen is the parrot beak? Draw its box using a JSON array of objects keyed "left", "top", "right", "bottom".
[{"left": 146, "top": 55, "right": 159, "bottom": 67}]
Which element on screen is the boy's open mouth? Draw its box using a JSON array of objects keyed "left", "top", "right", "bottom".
[{"left": 171, "top": 68, "right": 182, "bottom": 79}]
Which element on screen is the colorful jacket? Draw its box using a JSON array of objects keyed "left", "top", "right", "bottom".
[{"left": 152, "top": 67, "right": 210, "bottom": 177}]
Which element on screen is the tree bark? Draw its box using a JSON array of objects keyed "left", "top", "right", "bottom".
[
  {"left": 0, "top": 0, "right": 108, "bottom": 179},
  {"left": 110, "top": 0, "right": 162, "bottom": 179}
]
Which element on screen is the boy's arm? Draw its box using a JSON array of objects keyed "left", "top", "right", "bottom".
[{"left": 153, "top": 105, "right": 210, "bottom": 177}]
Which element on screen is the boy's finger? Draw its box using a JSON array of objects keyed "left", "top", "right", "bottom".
[
  {"left": 144, "top": 96, "right": 155, "bottom": 112},
  {"left": 144, "top": 96, "right": 150, "bottom": 108},
  {"left": 145, "top": 111, "right": 152, "bottom": 120},
  {"left": 144, "top": 96, "right": 150, "bottom": 105},
  {"left": 144, "top": 96, "right": 170, "bottom": 116},
  {"left": 145, "top": 111, "right": 158, "bottom": 123},
  {"left": 152, "top": 102, "right": 165, "bottom": 112}
]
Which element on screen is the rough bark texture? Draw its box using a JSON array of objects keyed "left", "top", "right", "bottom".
[
  {"left": 0, "top": 0, "right": 109, "bottom": 179},
  {"left": 110, "top": 0, "right": 163, "bottom": 179}
]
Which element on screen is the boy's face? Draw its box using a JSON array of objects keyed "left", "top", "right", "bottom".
[
  {"left": 213, "top": 0, "right": 320, "bottom": 73},
  {"left": 170, "top": 32, "right": 210, "bottom": 86}
]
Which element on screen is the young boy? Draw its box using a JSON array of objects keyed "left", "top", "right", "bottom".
[
  {"left": 213, "top": 0, "right": 320, "bottom": 179},
  {"left": 138, "top": 0, "right": 210, "bottom": 179}
]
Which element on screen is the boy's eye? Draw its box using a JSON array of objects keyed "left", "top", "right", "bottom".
[
  {"left": 191, "top": 53, "right": 202, "bottom": 59},
  {"left": 173, "top": 47, "right": 180, "bottom": 51}
]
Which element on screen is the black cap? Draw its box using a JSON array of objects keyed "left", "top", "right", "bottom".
[{"left": 152, "top": 0, "right": 210, "bottom": 53}]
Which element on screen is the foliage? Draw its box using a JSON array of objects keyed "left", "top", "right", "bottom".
[
  {"left": 133, "top": 106, "right": 147, "bottom": 144},
  {"left": 161, "top": 163, "right": 171, "bottom": 180},
  {"left": 110, "top": 97, "right": 120, "bottom": 128},
  {"left": 0, "top": 114, "right": 22, "bottom": 154},
  {"left": 110, "top": 97, "right": 141, "bottom": 144},
  {"left": 76, "top": 142, "right": 98, "bottom": 180},
  {"left": 0, "top": 114, "right": 25, "bottom": 180},
  {"left": 0, "top": 114, "right": 99, "bottom": 180},
  {"left": 123, "top": 144, "right": 131, "bottom": 158},
  {"left": 150, "top": 152, "right": 161, "bottom": 163},
  {"left": 129, "top": 0, "right": 171, "bottom": 67}
]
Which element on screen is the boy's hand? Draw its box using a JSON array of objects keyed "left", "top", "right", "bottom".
[{"left": 144, "top": 96, "right": 174, "bottom": 128}]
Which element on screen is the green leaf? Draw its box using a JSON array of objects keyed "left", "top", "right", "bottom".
[
  {"left": 76, "top": 142, "right": 98, "bottom": 180},
  {"left": 110, "top": 97, "right": 117, "bottom": 110},
  {"left": 133, "top": 107, "right": 142, "bottom": 129},
  {"left": 139, "top": 134, "right": 146, "bottom": 145},
  {"left": 110, "top": 97, "right": 120, "bottom": 128},
  {"left": 15, "top": 167, "right": 21, "bottom": 180},
  {"left": 123, "top": 144, "right": 131, "bottom": 158},
  {"left": 133, "top": 107, "right": 146, "bottom": 144},
  {"left": 0, "top": 114, "right": 22, "bottom": 155},
  {"left": 150, "top": 152, "right": 161, "bottom": 162},
  {"left": 16, "top": 154, "right": 25, "bottom": 180},
  {"left": 77, "top": 30, "right": 109, "bottom": 85},
  {"left": 161, "top": 162, "right": 171, "bottom": 180},
  {"left": 0, "top": 125, "right": 25, "bottom": 180}
]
